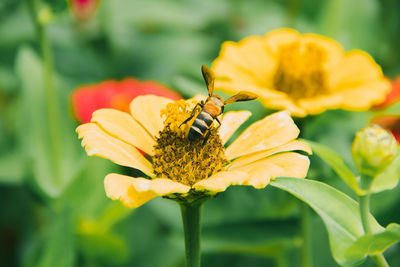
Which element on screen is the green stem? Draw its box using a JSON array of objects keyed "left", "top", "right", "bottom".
[
  {"left": 371, "top": 254, "right": 390, "bottom": 267},
  {"left": 359, "top": 195, "right": 372, "bottom": 234},
  {"left": 180, "top": 201, "right": 203, "bottom": 267},
  {"left": 26, "top": 0, "right": 61, "bottom": 182},
  {"left": 358, "top": 178, "right": 389, "bottom": 267},
  {"left": 300, "top": 202, "right": 313, "bottom": 267},
  {"left": 275, "top": 251, "right": 289, "bottom": 267}
]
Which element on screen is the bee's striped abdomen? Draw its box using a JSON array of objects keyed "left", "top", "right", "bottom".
[{"left": 188, "top": 110, "right": 214, "bottom": 141}]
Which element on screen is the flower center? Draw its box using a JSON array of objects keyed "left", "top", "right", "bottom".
[
  {"left": 273, "top": 42, "right": 328, "bottom": 100},
  {"left": 152, "top": 100, "right": 228, "bottom": 186}
]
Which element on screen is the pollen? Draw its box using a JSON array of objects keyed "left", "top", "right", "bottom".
[
  {"left": 152, "top": 100, "right": 229, "bottom": 186},
  {"left": 273, "top": 42, "right": 328, "bottom": 100}
]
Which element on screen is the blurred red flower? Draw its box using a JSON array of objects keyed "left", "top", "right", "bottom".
[
  {"left": 69, "top": 0, "right": 100, "bottom": 21},
  {"left": 374, "top": 76, "right": 400, "bottom": 109},
  {"left": 371, "top": 115, "right": 400, "bottom": 144},
  {"left": 71, "top": 78, "right": 181, "bottom": 123}
]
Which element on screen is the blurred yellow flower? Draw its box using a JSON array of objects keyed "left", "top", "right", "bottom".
[
  {"left": 77, "top": 95, "right": 311, "bottom": 208},
  {"left": 212, "top": 28, "right": 391, "bottom": 117}
]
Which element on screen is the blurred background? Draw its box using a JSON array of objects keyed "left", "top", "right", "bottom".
[{"left": 0, "top": 0, "right": 399, "bottom": 266}]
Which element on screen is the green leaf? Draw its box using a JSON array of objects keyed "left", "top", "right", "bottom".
[
  {"left": 375, "top": 101, "right": 400, "bottom": 115},
  {"left": 345, "top": 223, "right": 400, "bottom": 262},
  {"left": 318, "top": 0, "right": 380, "bottom": 54},
  {"left": 371, "top": 150, "right": 400, "bottom": 193},
  {"left": 0, "top": 4, "right": 34, "bottom": 47},
  {"left": 15, "top": 46, "right": 83, "bottom": 197},
  {"left": 37, "top": 211, "right": 75, "bottom": 267},
  {"left": 202, "top": 186, "right": 299, "bottom": 225},
  {"left": 0, "top": 153, "right": 24, "bottom": 184},
  {"left": 172, "top": 75, "right": 205, "bottom": 98},
  {"left": 201, "top": 219, "right": 300, "bottom": 257},
  {"left": 305, "top": 140, "right": 359, "bottom": 193},
  {"left": 77, "top": 231, "right": 128, "bottom": 265},
  {"left": 270, "top": 177, "right": 383, "bottom": 266},
  {"left": 62, "top": 157, "right": 131, "bottom": 265},
  {"left": 61, "top": 157, "right": 118, "bottom": 219},
  {"left": 0, "top": 65, "right": 18, "bottom": 92}
]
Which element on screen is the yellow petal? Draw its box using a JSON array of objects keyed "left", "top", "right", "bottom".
[
  {"left": 216, "top": 83, "right": 300, "bottom": 116},
  {"left": 263, "top": 28, "right": 299, "bottom": 55},
  {"left": 219, "top": 111, "right": 251, "bottom": 145},
  {"left": 228, "top": 140, "right": 312, "bottom": 170},
  {"left": 214, "top": 36, "right": 276, "bottom": 85},
  {"left": 130, "top": 95, "right": 173, "bottom": 138},
  {"left": 329, "top": 50, "right": 384, "bottom": 89},
  {"left": 236, "top": 152, "right": 310, "bottom": 189},
  {"left": 214, "top": 79, "right": 286, "bottom": 107},
  {"left": 337, "top": 80, "right": 391, "bottom": 110},
  {"left": 300, "top": 33, "right": 343, "bottom": 70},
  {"left": 259, "top": 95, "right": 308, "bottom": 117},
  {"left": 213, "top": 58, "right": 261, "bottom": 89},
  {"left": 193, "top": 170, "right": 249, "bottom": 193},
  {"left": 91, "top": 109, "right": 156, "bottom": 155},
  {"left": 105, "top": 174, "right": 190, "bottom": 208},
  {"left": 225, "top": 111, "right": 300, "bottom": 160},
  {"left": 298, "top": 94, "right": 343, "bottom": 115},
  {"left": 77, "top": 123, "right": 154, "bottom": 176}
]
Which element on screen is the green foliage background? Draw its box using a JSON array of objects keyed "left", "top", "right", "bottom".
[{"left": 0, "top": 0, "right": 399, "bottom": 266}]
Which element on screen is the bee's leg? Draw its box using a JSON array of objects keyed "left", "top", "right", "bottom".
[
  {"left": 179, "top": 102, "right": 203, "bottom": 127},
  {"left": 202, "top": 130, "right": 211, "bottom": 145},
  {"left": 179, "top": 115, "right": 194, "bottom": 127},
  {"left": 214, "top": 117, "right": 222, "bottom": 131},
  {"left": 202, "top": 117, "right": 221, "bottom": 145}
]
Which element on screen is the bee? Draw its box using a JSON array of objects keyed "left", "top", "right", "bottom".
[{"left": 181, "top": 65, "right": 258, "bottom": 141}]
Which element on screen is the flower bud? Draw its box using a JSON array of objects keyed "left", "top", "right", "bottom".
[
  {"left": 352, "top": 124, "right": 398, "bottom": 177},
  {"left": 69, "top": 0, "right": 100, "bottom": 21},
  {"left": 38, "top": 6, "right": 53, "bottom": 25}
]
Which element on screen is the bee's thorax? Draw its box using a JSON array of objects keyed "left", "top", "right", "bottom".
[{"left": 204, "top": 96, "right": 224, "bottom": 117}]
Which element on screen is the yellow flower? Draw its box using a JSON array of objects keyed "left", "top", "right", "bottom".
[
  {"left": 212, "top": 28, "right": 391, "bottom": 117},
  {"left": 77, "top": 95, "right": 311, "bottom": 208}
]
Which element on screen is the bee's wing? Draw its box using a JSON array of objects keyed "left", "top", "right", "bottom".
[
  {"left": 201, "top": 65, "right": 215, "bottom": 97},
  {"left": 224, "top": 91, "right": 258, "bottom": 104}
]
